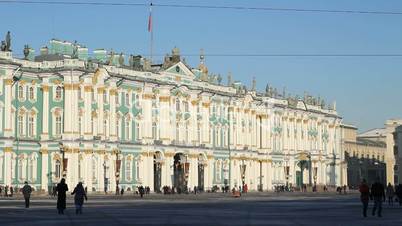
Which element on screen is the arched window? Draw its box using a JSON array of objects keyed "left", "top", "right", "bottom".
[
  {"left": 78, "top": 86, "right": 82, "bottom": 100},
  {"left": 125, "top": 92, "right": 130, "bottom": 106},
  {"left": 55, "top": 86, "right": 62, "bottom": 99},
  {"left": 18, "top": 158, "right": 25, "bottom": 181},
  {"left": 175, "top": 123, "right": 180, "bottom": 142},
  {"left": 135, "top": 94, "right": 140, "bottom": 108},
  {"left": 92, "top": 156, "right": 97, "bottom": 182},
  {"left": 125, "top": 158, "right": 132, "bottom": 182},
  {"left": 115, "top": 91, "right": 119, "bottom": 105},
  {"left": 185, "top": 123, "right": 189, "bottom": 143},
  {"left": 197, "top": 123, "right": 201, "bottom": 143},
  {"left": 176, "top": 99, "right": 180, "bottom": 111},
  {"left": 18, "top": 85, "right": 24, "bottom": 99},
  {"left": 55, "top": 115, "right": 62, "bottom": 136},
  {"left": 215, "top": 160, "right": 221, "bottom": 182},
  {"left": 103, "top": 119, "right": 107, "bottom": 136},
  {"left": 29, "top": 87, "right": 34, "bottom": 100},
  {"left": 28, "top": 115, "right": 35, "bottom": 137},
  {"left": 78, "top": 116, "right": 82, "bottom": 135},
  {"left": 152, "top": 122, "right": 157, "bottom": 140},
  {"left": 55, "top": 160, "right": 61, "bottom": 179},
  {"left": 28, "top": 155, "right": 37, "bottom": 182},
  {"left": 125, "top": 118, "right": 130, "bottom": 140},
  {"left": 18, "top": 115, "right": 24, "bottom": 136},
  {"left": 103, "top": 91, "right": 107, "bottom": 103},
  {"left": 78, "top": 156, "right": 82, "bottom": 180},
  {"left": 135, "top": 159, "right": 140, "bottom": 180},
  {"left": 116, "top": 118, "right": 120, "bottom": 139},
  {"left": 184, "top": 102, "right": 189, "bottom": 112},
  {"left": 135, "top": 122, "right": 140, "bottom": 140}
]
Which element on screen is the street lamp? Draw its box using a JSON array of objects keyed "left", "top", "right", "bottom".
[
  {"left": 115, "top": 150, "right": 121, "bottom": 193},
  {"left": 59, "top": 142, "right": 67, "bottom": 178},
  {"left": 103, "top": 161, "right": 108, "bottom": 193}
]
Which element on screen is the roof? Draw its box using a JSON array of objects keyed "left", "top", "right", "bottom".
[
  {"left": 340, "top": 123, "right": 357, "bottom": 130},
  {"left": 358, "top": 128, "right": 387, "bottom": 138},
  {"left": 356, "top": 138, "right": 386, "bottom": 148}
]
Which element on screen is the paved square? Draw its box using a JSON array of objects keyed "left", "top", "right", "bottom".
[{"left": 0, "top": 192, "right": 401, "bottom": 226}]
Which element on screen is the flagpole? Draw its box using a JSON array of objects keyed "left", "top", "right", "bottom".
[{"left": 149, "top": 1, "right": 153, "bottom": 64}]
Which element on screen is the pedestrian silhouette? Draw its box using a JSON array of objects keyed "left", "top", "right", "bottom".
[
  {"left": 371, "top": 177, "right": 385, "bottom": 217},
  {"left": 56, "top": 178, "right": 68, "bottom": 214},
  {"left": 21, "top": 181, "right": 32, "bottom": 208},
  {"left": 359, "top": 179, "right": 370, "bottom": 217},
  {"left": 386, "top": 183, "right": 394, "bottom": 206},
  {"left": 71, "top": 182, "right": 88, "bottom": 215}
]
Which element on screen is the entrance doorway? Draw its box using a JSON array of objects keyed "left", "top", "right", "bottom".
[
  {"left": 153, "top": 152, "right": 162, "bottom": 193},
  {"left": 197, "top": 154, "right": 206, "bottom": 191},
  {"left": 173, "top": 153, "right": 188, "bottom": 193}
]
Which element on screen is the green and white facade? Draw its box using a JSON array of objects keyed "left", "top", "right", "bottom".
[{"left": 0, "top": 39, "right": 344, "bottom": 192}]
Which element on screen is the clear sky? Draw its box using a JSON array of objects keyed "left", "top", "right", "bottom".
[{"left": 0, "top": 0, "right": 401, "bottom": 132}]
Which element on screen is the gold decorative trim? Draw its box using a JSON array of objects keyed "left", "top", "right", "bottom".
[
  {"left": 42, "top": 85, "right": 49, "bottom": 92},
  {"left": 109, "top": 89, "right": 117, "bottom": 96},
  {"left": 159, "top": 96, "right": 170, "bottom": 102},
  {"left": 84, "top": 149, "right": 93, "bottom": 154},
  {"left": 97, "top": 87, "right": 105, "bottom": 93},
  {"left": 202, "top": 102, "right": 210, "bottom": 108},
  {"left": 40, "top": 148, "right": 48, "bottom": 154},
  {"left": 84, "top": 86, "right": 93, "bottom": 92},
  {"left": 143, "top": 94, "right": 154, "bottom": 99},
  {"left": 4, "top": 147, "right": 12, "bottom": 153},
  {"left": 4, "top": 79, "right": 13, "bottom": 85}
]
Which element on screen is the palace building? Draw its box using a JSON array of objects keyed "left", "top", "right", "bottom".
[{"left": 0, "top": 38, "right": 344, "bottom": 193}]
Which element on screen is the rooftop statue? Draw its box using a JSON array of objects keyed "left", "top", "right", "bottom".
[
  {"left": 108, "top": 50, "right": 115, "bottom": 66},
  {"left": 252, "top": 77, "right": 256, "bottom": 91},
  {"left": 5, "top": 31, "right": 11, "bottom": 51},
  {"left": 23, "top": 44, "right": 30, "bottom": 60},
  {"left": 1, "top": 41, "right": 6, "bottom": 51},
  {"left": 265, "top": 84, "right": 270, "bottom": 96},
  {"left": 227, "top": 72, "right": 233, "bottom": 86},
  {"left": 72, "top": 40, "right": 78, "bottom": 58},
  {"left": 118, "top": 52, "right": 124, "bottom": 66},
  {"left": 129, "top": 54, "right": 134, "bottom": 67},
  {"left": 217, "top": 74, "right": 222, "bottom": 85}
]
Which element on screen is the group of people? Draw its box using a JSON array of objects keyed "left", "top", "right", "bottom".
[
  {"left": 359, "top": 178, "right": 402, "bottom": 218},
  {"left": 0, "top": 185, "right": 14, "bottom": 197},
  {"left": 55, "top": 179, "right": 88, "bottom": 215}
]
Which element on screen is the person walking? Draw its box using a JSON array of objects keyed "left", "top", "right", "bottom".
[
  {"left": 396, "top": 184, "right": 402, "bottom": 206},
  {"left": 359, "top": 179, "right": 370, "bottom": 218},
  {"left": 386, "top": 183, "right": 395, "bottom": 206},
  {"left": 371, "top": 178, "right": 385, "bottom": 217},
  {"left": 71, "top": 182, "right": 88, "bottom": 215},
  {"left": 21, "top": 181, "right": 32, "bottom": 208},
  {"left": 56, "top": 178, "right": 68, "bottom": 215}
]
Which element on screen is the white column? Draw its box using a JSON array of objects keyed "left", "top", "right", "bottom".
[
  {"left": 3, "top": 79, "right": 13, "bottom": 137},
  {"left": 40, "top": 150, "right": 49, "bottom": 191},
  {"left": 4, "top": 148, "right": 12, "bottom": 186}
]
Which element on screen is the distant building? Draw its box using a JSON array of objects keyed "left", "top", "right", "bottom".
[
  {"left": 354, "top": 119, "right": 402, "bottom": 185},
  {"left": 385, "top": 120, "right": 402, "bottom": 184},
  {"left": 341, "top": 124, "right": 386, "bottom": 188}
]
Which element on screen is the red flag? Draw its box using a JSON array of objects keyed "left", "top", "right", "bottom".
[{"left": 148, "top": 6, "right": 152, "bottom": 32}]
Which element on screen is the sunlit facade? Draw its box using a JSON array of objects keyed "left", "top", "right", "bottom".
[{"left": 0, "top": 39, "right": 343, "bottom": 192}]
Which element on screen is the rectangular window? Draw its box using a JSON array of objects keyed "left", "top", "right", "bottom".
[
  {"left": 18, "top": 115, "right": 24, "bottom": 136},
  {"left": 28, "top": 116, "right": 34, "bottom": 137},
  {"left": 55, "top": 116, "right": 62, "bottom": 136}
]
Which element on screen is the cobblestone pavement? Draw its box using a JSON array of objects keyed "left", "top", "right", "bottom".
[{"left": 0, "top": 192, "right": 401, "bottom": 226}]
